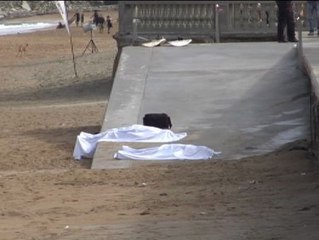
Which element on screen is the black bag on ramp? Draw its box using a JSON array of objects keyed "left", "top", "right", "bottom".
[{"left": 143, "top": 113, "right": 172, "bottom": 129}]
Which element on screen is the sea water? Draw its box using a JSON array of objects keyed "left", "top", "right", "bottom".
[{"left": 0, "top": 22, "right": 56, "bottom": 36}]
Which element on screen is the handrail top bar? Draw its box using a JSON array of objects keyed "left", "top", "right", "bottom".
[
  {"left": 120, "top": 1, "right": 278, "bottom": 4},
  {"left": 120, "top": 1, "right": 216, "bottom": 4}
]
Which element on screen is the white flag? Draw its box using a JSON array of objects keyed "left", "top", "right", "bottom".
[{"left": 55, "top": 1, "right": 70, "bottom": 35}]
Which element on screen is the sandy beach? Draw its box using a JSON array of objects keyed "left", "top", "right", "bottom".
[{"left": 0, "top": 10, "right": 319, "bottom": 240}]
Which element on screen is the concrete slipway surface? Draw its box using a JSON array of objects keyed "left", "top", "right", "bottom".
[{"left": 92, "top": 42, "right": 310, "bottom": 169}]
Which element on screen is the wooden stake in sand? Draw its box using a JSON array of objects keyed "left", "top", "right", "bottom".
[{"left": 55, "top": 1, "right": 78, "bottom": 78}]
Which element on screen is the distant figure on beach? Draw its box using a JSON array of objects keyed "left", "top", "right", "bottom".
[
  {"left": 75, "top": 10, "right": 80, "bottom": 27},
  {"left": 97, "top": 14, "right": 106, "bottom": 33},
  {"left": 106, "top": 15, "right": 113, "bottom": 34},
  {"left": 80, "top": 11, "right": 84, "bottom": 27},
  {"left": 56, "top": 22, "right": 65, "bottom": 29},
  {"left": 16, "top": 43, "right": 28, "bottom": 57},
  {"left": 92, "top": 12, "right": 105, "bottom": 33},
  {"left": 92, "top": 10, "right": 99, "bottom": 25}
]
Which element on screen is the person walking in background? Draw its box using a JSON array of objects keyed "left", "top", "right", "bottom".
[
  {"left": 80, "top": 11, "right": 84, "bottom": 27},
  {"left": 106, "top": 15, "right": 113, "bottom": 34},
  {"left": 307, "top": 0, "right": 319, "bottom": 35},
  {"left": 92, "top": 10, "right": 99, "bottom": 25},
  {"left": 276, "top": 0, "right": 298, "bottom": 42},
  {"left": 75, "top": 10, "right": 80, "bottom": 27}
]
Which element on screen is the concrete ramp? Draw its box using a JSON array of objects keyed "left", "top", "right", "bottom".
[{"left": 92, "top": 42, "right": 310, "bottom": 169}]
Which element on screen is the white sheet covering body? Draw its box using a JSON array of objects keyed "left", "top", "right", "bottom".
[
  {"left": 114, "top": 144, "right": 221, "bottom": 160},
  {"left": 73, "top": 125, "right": 187, "bottom": 160}
]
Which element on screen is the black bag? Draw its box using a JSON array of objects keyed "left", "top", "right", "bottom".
[{"left": 143, "top": 113, "right": 172, "bottom": 129}]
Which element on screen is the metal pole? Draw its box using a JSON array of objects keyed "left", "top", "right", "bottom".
[
  {"left": 215, "top": 2, "right": 220, "bottom": 43},
  {"left": 69, "top": 34, "right": 78, "bottom": 78},
  {"left": 296, "top": 12, "right": 303, "bottom": 71},
  {"left": 132, "top": 5, "right": 138, "bottom": 44}
]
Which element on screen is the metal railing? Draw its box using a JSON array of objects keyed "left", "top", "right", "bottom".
[
  {"left": 114, "top": 1, "right": 308, "bottom": 47},
  {"left": 116, "top": 1, "right": 217, "bottom": 46}
]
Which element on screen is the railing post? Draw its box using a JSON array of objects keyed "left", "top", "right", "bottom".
[
  {"left": 297, "top": 18, "right": 303, "bottom": 52},
  {"left": 132, "top": 5, "right": 138, "bottom": 44},
  {"left": 296, "top": 6, "right": 304, "bottom": 70},
  {"left": 215, "top": 2, "right": 220, "bottom": 43}
]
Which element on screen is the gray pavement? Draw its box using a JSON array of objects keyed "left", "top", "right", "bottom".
[{"left": 92, "top": 41, "right": 311, "bottom": 169}]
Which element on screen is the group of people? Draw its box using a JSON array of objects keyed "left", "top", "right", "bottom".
[
  {"left": 57, "top": 10, "right": 113, "bottom": 34},
  {"left": 276, "top": 0, "right": 319, "bottom": 43},
  {"left": 91, "top": 10, "right": 113, "bottom": 34},
  {"left": 74, "top": 10, "right": 85, "bottom": 27}
]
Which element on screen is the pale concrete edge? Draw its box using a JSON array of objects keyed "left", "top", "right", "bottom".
[
  {"left": 299, "top": 43, "right": 319, "bottom": 161},
  {"left": 91, "top": 47, "right": 153, "bottom": 169}
]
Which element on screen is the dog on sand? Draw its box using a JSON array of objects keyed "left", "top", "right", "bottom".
[{"left": 16, "top": 43, "right": 29, "bottom": 57}]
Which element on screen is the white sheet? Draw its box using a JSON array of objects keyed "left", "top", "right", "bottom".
[
  {"left": 73, "top": 125, "right": 187, "bottom": 160},
  {"left": 114, "top": 144, "right": 221, "bottom": 160}
]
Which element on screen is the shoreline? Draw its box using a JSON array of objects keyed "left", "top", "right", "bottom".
[
  {"left": 0, "top": 7, "right": 118, "bottom": 37},
  {"left": 0, "top": 22, "right": 57, "bottom": 36}
]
